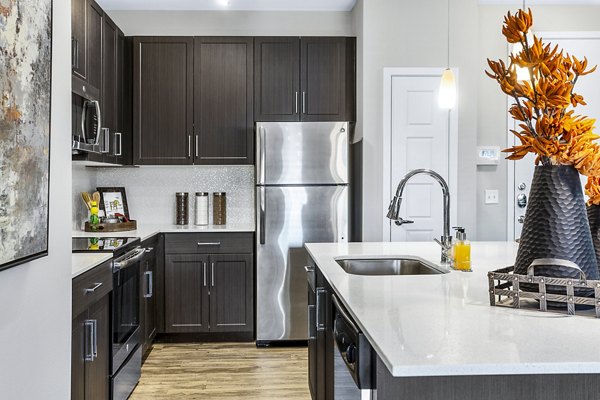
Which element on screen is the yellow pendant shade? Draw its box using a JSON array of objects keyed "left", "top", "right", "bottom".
[{"left": 438, "top": 68, "right": 457, "bottom": 109}]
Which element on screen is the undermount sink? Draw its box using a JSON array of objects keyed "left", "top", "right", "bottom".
[{"left": 335, "top": 257, "right": 448, "bottom": 276}]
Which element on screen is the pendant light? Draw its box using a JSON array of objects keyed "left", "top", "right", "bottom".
[
  {"left": 439, "top": 0, "right": 457, "bottom": 109},
  {"left": 512, "top": 0, "right": 531, "bottom": 81}
]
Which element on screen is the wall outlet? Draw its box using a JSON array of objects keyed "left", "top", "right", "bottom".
[{"left": 485, "top": 189, "right": 499, "bottom": 204}]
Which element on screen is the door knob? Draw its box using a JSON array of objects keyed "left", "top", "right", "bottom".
[
  {"left": 517, "top": 193, "right": 527, "bottom": 208},
  {"left": 518, "top": 215, "right": 525, "bottom": 224}
]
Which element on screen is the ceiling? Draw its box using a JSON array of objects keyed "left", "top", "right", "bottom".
[
  {"left": 97, "top": 0, "right": 358, "bottom": 11},
  {"left": 479, "top": 0, "right": 600, "bottom": 4}
]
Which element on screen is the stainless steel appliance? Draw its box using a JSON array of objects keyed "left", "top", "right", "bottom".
[
  {"left": 256, "top": 121, "right": 349, "bottom": 344},
  {"left": 72, "top": 237, "right": 145, "bottom": 400},
  {"left": 71, "top": 79, "right": 113, "bottom": 154},
  {"left": 331, "top": 294, "right": 375, "bottom": 400}
]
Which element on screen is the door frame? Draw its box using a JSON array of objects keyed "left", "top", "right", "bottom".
[
  {"left": 382, "top": 67, "right": 459, "bottom": 241},
  {"left": 506, "top": 31, "right": 600, "bottom": 241}
]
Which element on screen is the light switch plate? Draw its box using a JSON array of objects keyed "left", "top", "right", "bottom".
[{"left": 485, "top": 189, "right": 499, "bottom": 204}]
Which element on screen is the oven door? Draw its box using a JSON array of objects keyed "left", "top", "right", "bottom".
[{"left": 112, "top": 247, "right": 144, "bottom": 373}]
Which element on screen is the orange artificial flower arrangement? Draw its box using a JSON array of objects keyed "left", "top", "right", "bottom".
[{"left": 486, "top": 9, "right": 599, "bottom": 175}]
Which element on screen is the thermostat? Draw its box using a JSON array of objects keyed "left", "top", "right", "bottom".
[{"left": 477, "top": 146, "right": 500, "bottom": 165}]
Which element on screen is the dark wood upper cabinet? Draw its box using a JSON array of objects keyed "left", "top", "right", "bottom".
[
  {"left": 254, "top": 37, "right": 300, "bottom": 122},
  {"left": 71, "top": 0, "right": 86, "bottom": 78},
  {"left": 115, "top": 32, "right": 132, "bottom": 165},
  {"left": 209, "top": 254, "right": 254, "bottom": 333},
  {"left": 255, "top": 36, "right": 356, "bottom": 122},
  {"left": 194, "top": 37, "right": 254, "bottom": 165},
  {"left": 164, "top": 253, "right": 210, "bottom": 333},
  {"left": 86, "top": 0, "right": 103, "bottom": 91},
  {"left": 101, "top": 16, "right": 117, "bottom": 164},
  {"left": 301, "top": 37, "right": 355, "bottom": 121},
  {"left": 133, "top": 37, "right": 194, "bottom": 165}
]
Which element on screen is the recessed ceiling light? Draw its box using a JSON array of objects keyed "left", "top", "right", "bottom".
[{"left": 218, "top": 0, "right": 230, "bottom": 6}]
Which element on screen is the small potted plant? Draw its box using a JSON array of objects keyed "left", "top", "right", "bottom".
[{"left": 486, "top": 9, "right": 600, "bottom": 284}]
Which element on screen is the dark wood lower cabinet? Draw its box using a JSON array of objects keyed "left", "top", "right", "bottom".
[
  {"left": 71, "top": 295, "right": 110, "bottom": 400},
  {"left": 209, "top": 254, "right": 254, "bottom": 333},
  {"left": 140, "top": 238, "right": 159, "bottom": 355},
  {"left": 162, "top": 233, "right": 255, "bottom": 338},
  {"left": 165, "top": 253, "right": 210, "bottom": 333}
]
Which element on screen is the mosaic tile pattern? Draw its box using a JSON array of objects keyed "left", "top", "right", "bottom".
[{"left": 95, "top": 166, "right": 255, "bottom": 226}]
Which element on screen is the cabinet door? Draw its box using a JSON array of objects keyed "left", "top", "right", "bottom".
[
  {"left": 71, "top": 312, "right": 86, "bottom": 400},
  {"left": 84, "top": 295, "right": 110, "bottom": 400},
  {"left": 194, "top": 37, "right": 254, "bottom": 165},
  {"left": 115, "top": 32, "right": 132, "bottom": 165},
  {"left": 209, "top": 254, "right": 254, "bottom": 333},
  {"left": 254, "top": 37, "right": 300, "bottom": 122},
  {"left": 165, "top": 254, "right": 209, "bottom": 333},
  {"left": 71, "top": 0, "right": 86, "bottom": 78},
  {"left": 141, "top": 247, "right": 157, "bottom": 354},
  {"left": 101, "top": 15, "right": 117, "bottom": 164},
  {"left": 86, "top": 0, "right": 103, "bottom": 91},
  {"left": 133, "top": 37, "right": 194, "bottom": 165},
  {"left": 300, "top": 37, "right": 353, "bottom": 122}
]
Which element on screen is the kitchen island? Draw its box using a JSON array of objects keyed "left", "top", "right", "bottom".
[{"left": 306, "top": 242, "right": 600, "bottom": 400}]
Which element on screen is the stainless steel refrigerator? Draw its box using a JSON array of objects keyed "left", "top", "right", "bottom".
[{"left": 256, "top": 121, "right": 349, "bottom": 344}]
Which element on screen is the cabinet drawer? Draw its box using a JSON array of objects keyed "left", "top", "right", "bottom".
[
  {"left": 165, "top": 233, "right": 253, "bottom": 254},
  {"left": 73, "top": 260, "right": 113, "bottom": 317}
]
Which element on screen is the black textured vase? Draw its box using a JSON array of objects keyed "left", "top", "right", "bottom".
[
  {"left": 587, "top": 205, "right": 600, "bottom": 267},
  {"left": 514, "top": 165, "right": 600, "bottom": 295}
]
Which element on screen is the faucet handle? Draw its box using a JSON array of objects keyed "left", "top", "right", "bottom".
[
  {"left": 433, "top": 237, "right": 452, "bottom": 250},
  {"left": 394, "top": 217, "right": 414, "bottom": 226}
]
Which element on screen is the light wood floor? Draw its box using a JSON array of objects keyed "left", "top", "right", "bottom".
[{"left": 130, "top": 343, "right": 311, "bottom": 399}]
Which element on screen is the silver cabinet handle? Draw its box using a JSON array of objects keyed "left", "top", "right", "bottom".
[
  {"left": 92, "top": 319, "right": 98, "bottom": 360},
  {"left": 84, "top": 282, "right": 103, "bottom": 294},
  {"left": 115, "top": 132, "right": 122, "bottom": 156},
  {"left": 197, "top": 242, "right": 221, "bottom": 246},
  {"left": 188, "top": 135, "right": 192, "bottom": 158},
  {"left": 144, "top": 271, "right": 153, "bottom": 298},
  {"left": 195, "top": 135, "right": 199, "bottom": 158},
  {"left": 302, "top": 91, "right": 306, "bottom": 114},
  {"left": 259, "top": 186, "right": 266, "bottom": 245},
  {"left": 304, "top": 266, "right": 315, "bottom": 273},
  {"left": 316, "top": 288, "right": 326, "bottom": 332},
  {"left": 203, "top": 262, "right": 207, "bottom": 287},
  {"left": 295, "top": 91, "right": 299, "bottom": 114},
  {"left": 84, "top": 320, "right": 94, "bottom": 361},
  {"left": 211, "top": 262, "right": 215, "bottom": 287}
]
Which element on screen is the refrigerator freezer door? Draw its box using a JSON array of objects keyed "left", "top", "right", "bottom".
[
  {"left": 256, "top": 122, "right": 349, "bottom": 185},
  {"left": 256, "top": 185, "right": 348, "bottom": 342}
]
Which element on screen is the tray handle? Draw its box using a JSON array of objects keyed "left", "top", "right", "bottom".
[{"left": 527, "top": 258, "right": 587, "bottom": 283}]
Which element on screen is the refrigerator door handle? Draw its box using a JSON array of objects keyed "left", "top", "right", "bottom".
[
  {"left": 259, "top": 186, "right": 266, "bottom": 245},
  {"left": 258, "top": 126, "right": 266, "bottom": 184}
]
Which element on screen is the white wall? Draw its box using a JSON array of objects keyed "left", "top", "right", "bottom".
[
  {"left": 0, "top": 0, "right": 72, "bottom": 397},
  {"left": 357, "top": 0, "right": 479, "bottom": 241},
  {"left": 107, "top": 10, "right": 353, "bottom": 36}
]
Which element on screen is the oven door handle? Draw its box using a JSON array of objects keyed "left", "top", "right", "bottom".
[{"left": 113, "top": 247, "right": 146, "bottom": 271}]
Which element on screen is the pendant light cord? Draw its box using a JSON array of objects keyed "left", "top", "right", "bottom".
[{"left": 447, "top": 0, "right": 450, "bottom": 68}]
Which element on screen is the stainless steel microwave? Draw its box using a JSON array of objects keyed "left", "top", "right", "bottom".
[{"left": 71, "top": 76, "right": 109, "bottom": 154}]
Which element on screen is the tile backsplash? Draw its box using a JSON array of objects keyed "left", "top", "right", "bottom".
[
  {"left": 72, "top": 164, "right": 97, "bottom": 230},
  {"left": 94, "top": 166, "right": 255, "bottom": 226}
]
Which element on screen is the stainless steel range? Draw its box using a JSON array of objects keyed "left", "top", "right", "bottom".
[{"left": 73, "top": 237, "right": 144, "bottom": 400}]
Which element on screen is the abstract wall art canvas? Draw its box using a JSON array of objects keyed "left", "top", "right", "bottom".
[{"left": 0, "top": 0, "right": 52, "bottom": 271}]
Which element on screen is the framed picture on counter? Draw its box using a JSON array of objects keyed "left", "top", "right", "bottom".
[{"left": 97, "top": 187, "right": 130, "bottom": 219}]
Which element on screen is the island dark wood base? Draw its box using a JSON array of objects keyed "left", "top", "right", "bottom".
[{"left": 377, "top": 357, "right": 600, "bottom": 400}]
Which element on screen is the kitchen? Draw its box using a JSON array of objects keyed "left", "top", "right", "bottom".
[{"left": 0, "top": 0, "right": 599, "bottom": 399}]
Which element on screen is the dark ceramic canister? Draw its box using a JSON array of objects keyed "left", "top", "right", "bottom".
[
  {"left": 587, "top": 204, "right": 600, "bottom": 266},
  {"left": 176, "top": 192, "right": 189, "bottom": 225},
  {"left": 514, "top": 165, "right": 599, "bottom": 296}
]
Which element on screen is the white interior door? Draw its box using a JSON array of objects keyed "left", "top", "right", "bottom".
[
  {"left": 511, "top": 33, "right": 600, "bottom": 240},
  {"left": 390, "top": 75, "right": 451, "bottom": 242}
]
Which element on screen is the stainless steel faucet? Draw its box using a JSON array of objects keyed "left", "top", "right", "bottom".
[{"left": 387, "top": 169, "right": 453, "bottom": 264}]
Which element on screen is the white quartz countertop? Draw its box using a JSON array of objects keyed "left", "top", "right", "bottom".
[
  {"left": 305, "top": 241, "right": 600, "bottom": 378},
  {"left": 72, "top": 253, "right": 113, "bottom": 278},
  {"left": 73, "top": 222, "right": 255, "bottom": 242}
]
